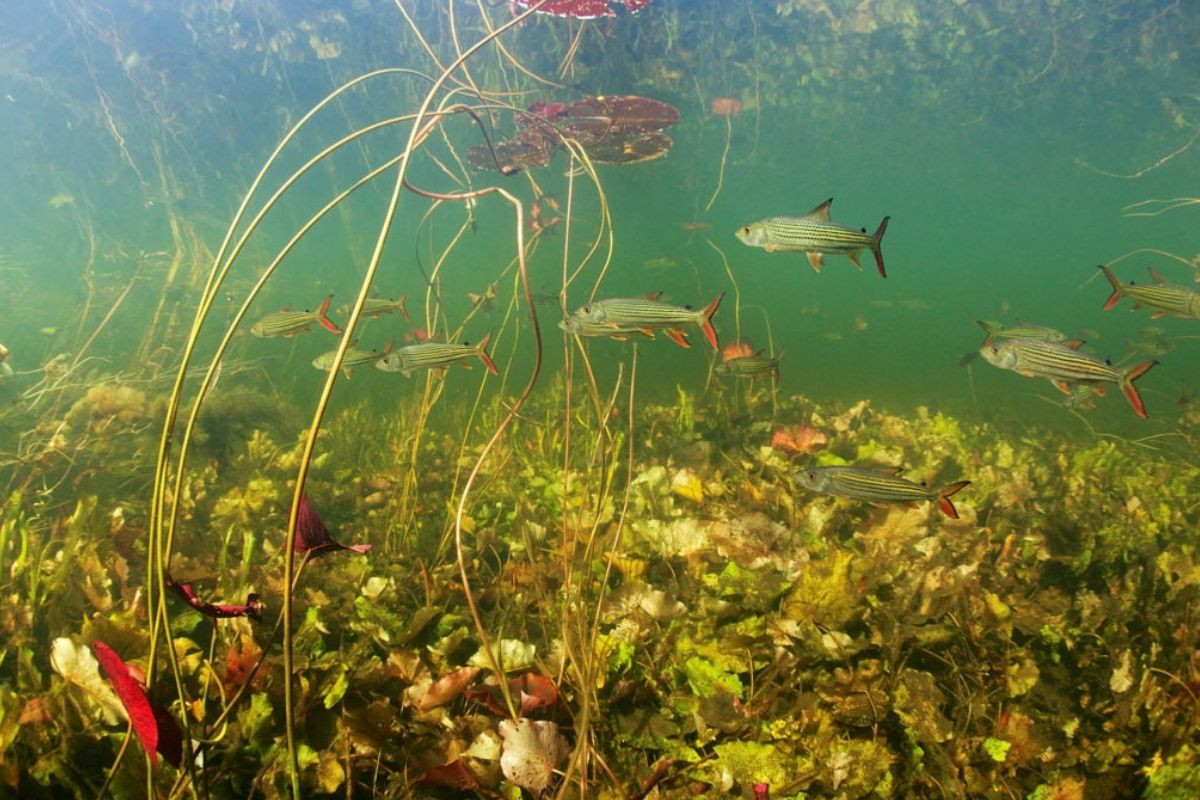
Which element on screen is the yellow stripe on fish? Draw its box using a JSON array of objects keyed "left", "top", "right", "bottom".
[{"left": 736, "top": 198, "right": 890, "bottom": 277}]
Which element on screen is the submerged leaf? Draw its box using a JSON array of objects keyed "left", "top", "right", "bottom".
[
  {"left": 294, "top": 495, "right": 371, "bottom": 556},
  {"left": 49, "top": 638, "right": 123, "bottom": 725},
  {"left": 499, "top": 718, "right": 568, "bottom": 794},
  {"left": 92, "top": 640, "right": 182, "bottom": 768}
]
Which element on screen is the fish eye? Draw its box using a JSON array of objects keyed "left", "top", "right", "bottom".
[
  {"left": 806, "top": 469, "right": 816, "bottom": 480},
  {"left": 740, "top": 226, "right": 750, "bottom": 235}
]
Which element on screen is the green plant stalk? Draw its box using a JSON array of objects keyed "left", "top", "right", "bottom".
[{"left": 280, "top": 6, "right": 550, "bottom": 791}]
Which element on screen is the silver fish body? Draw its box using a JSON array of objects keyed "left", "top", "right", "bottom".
[
  {"left": 338, "top": 296, "right": 410, "bottom": 321},
  {"left": 980, "top": 337, "right": 1157, "bottom": 418},
  {"left": 566, "top": 292, "right": 724, "bottom": 349},
  {"left": 716, "top": 350, "right": 782, "bottom": 380},
  {"left": 250, "top": 294, "right": 341, "bottom": 338},
  {"left": 312, "top": 347, "right": 387, "bottom": 376},
  {"left": 374, "top": 334, "right": 497, "bottom": 377},
  {"left": 794, "top": 465, "right": 970, "bottom": 518},
  {"left": 1100, "top": 265, "right": 1200, "bottom": 320},
  {"left": 736, "top": 198, "right": 889, "bottom": 277}
]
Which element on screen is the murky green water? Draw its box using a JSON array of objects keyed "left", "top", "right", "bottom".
[{"left": 1, "top": 2, "right": 1198, "bottom": 798}]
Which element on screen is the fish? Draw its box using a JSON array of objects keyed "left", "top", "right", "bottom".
[
  {"left": 735, "top": 198, "right": 890, "bottom": 277},
  {"left": 976, "top": 320, "right": 1072, "bottom": 344},
  {"left": 374, "top": 334, "right": 498, "bottom": 377},
  {"left": 557, "top": 316, "right": 660, "bottom": 342},
  {"left": 312, "top": 346, "right": 389, "bottom": 378},
  {"left": 569, "top": 292, "right": 724, "bottom": 350},
  {"left": 979, "top": 337, "right": 1158, "bottom": 418},
  {"left": 794, "top": 465, "right": 971, "bottom": 519},
  {"left": 250, "top": 294, "right": 342, "bottom": 338},
  {"left": 337, "top": 295, "right": 410, "bottom": 322},
  {"left": 715, "top": 349, "right": 783, "bottom": 381},
  {"left": 1099, "top": 265, "right": 1200, "bottom": 320},
  {"left": 961, "top": 320, "right": 1079, "bottom": 367}
]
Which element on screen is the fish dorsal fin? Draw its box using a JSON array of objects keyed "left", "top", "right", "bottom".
[
  {"left": 753, "top": 349, "right": 766, "bottom": 357},
  {"left": 1147, "top": 267, "right": 1167, "bottom": 284},
  {"left": 645, "top": 290, "right": 663, "bottom": 301},
  {"left": 805, "top": 198, "right": 833, "bottom": 221}
]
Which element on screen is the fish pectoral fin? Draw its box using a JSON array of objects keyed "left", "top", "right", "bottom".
[{"left": 806, "top": 251, "right": 824, "bottom": 272}]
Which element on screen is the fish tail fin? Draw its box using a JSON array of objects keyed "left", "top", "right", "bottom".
[
  {"left": 870, "top": 216, "right": 890, "bottom": 278},
  {"left": 1099, "top": 265, "right": 1124, "bottom": 311},
  {"left": 317, "top": 294, "right": 342, "bottom": 334},
  {"left": 397, "top": 294, "right": 410, "bottom": 323},
  {"left": 936, "top": 480, "right": 971, "bottom": 518},
  {"left": 1120, "top": 359, "right": 1157, "bottom": 418},
  {"left": 476, "top": 332, "right": 499, "bottom": 375},
  {"left": 699, "top": 292, "right": 724, "bottom": 350}
]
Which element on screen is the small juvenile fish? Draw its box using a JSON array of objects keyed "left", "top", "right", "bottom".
[
  {"left": 736, "top": 198, "right": 890, "bottom": 277},
  {"left": 980, "top": 337, "right": 1158, "bottom": 418},
  {"left": 374, "top": 334, "right": 498, "bottom": 377},
  {"left": 251, "top": 294, "right": 341, "bottom": 338},
  {"left": 716, "top": 349, "right": 783, "bottom": 381},
  {"left": 338, "top": 295, "right": 410, "bottom": 322},
  {"left": 570, "top": 291, "right": 724, "bottom": 350},
  {"left": 1099, "top": 265, "right": 1200, "bottom": 320},
  {"left": 312, "top": 346, "right": 388, "bottom": 378},
  {"left": 794, "top": 465, "right": 971, "bottom": 519}
]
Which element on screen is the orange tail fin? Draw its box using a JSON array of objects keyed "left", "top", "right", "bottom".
[
  {"left": 698, "top": 292, "right": 725, "bottom": 350},
  {"left": 317, "top": 294, "right": 342, "bottom": 334},
  {"left": 476, "top": 332, "right": 498, "bottom": 376},
  {"left": 1120, "top": 359, "right": 1157, "bottom": 418},
  {"left": 936, "top": 480, "right": 971, "bottom": 518},
  {"left": 1099, "top": 265, "right": 1124, "bottom": 311},
  {"left": 871, "top": 216, "right": 890, "bottom": 278}
]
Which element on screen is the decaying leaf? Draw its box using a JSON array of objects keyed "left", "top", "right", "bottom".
[
  {"left": 498, "top": 718, "right": 568, "bottom": 793},
  {"left": 48, "top": 638, "right": 124, "bottom": 725}
]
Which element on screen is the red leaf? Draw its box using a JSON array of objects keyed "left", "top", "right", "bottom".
[
  {"left": 92, "top": 641, "right": 182, "bottom": 768},
  {"left": 167, "top": 578, "right": 262, "bottom": 620},
  {"left": 417, "top": 666, "right": 481, "bottom": 711},
  {"left": 414, "top": 759, "right": 481, "bottom": 791},
  {"left": 515, "top": 0, "right": 652, "bottom": 18},
  {"left": 513, "top": 672, "right": 560, "bottom": 715},
  {"left": 466, "top": 672, "right": 561, "bottom": 717},
  {"left": 295, "top": 496, "right": 372, "bottom": 557}
]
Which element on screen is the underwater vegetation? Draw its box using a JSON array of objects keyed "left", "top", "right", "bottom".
[{"left": 0, "top": 0, "right": 1197, "bottom": 799}]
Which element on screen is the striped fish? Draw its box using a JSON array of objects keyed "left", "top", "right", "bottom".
[
  {"left": 716, "top": 349, "right": 783, "bottom": 381},
  {"left": 1100, "top": 265, "right": 1200, "bottom": 320},
  {"left": 572, "top": 292, "right": 724, "bottom": 350},
  {"left": 736, "top": 198, "right": 890, "bottom": 277},
  {"left": 373, "top": 333, "right": 498, "bottom": 377},
  {"left": 980, "top": 337, "right": 1158, "bottom": 418},
  {"left": 312, "top": 346, "right": 388, "bottom": 378},
  {"left": 557, "top": 315, "right": 659, "bottom": 342},
  {"left": 338, "top": 295, "right": 410, "bottom": 322},
  {"left": 794, "top": 465, "right": 971, "bottom": 518},
  {"left": 976, "top": 319, "right": 1071, "bottom": 343},
  {"left": 250, "top": 294, "right": 342, "bottom": 338}
]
